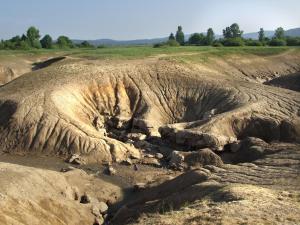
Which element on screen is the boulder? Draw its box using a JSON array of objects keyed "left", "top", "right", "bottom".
[
  {"left": 169, "top": 151, "right": 185, "bottom": 169},
  {"left": 126, "top": 133, "right": 147, "bottom": 141},
  {"left": 107, "top": 165, "right": 117, "bottom": 176},
  {"left": 184, "top": 148, "right": 223, "bottom": 168}
]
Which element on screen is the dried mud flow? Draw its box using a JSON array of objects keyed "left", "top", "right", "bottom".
[{"left": 0, "top": 50, "right": 300, "bottom": 225}]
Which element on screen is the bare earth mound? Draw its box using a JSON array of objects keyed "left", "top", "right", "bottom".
[{"left": 0, "top": 49, "right": 300, "bottom": 224}]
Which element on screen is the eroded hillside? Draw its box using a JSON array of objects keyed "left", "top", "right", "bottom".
[{"left": 0, "top": 48, "right": 300, "bottom": 225}]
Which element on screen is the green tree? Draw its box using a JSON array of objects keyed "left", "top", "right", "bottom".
[
  {"left": 223, "top": 23, "right": 243, "bottom": 39},
  {"left": 258, "top": 28, "right": 265, "bottom": 42},
  {"left": 274, "top": 27, "right": 285, "bottom": 39},
  {"left": 0, "top": 40, "right": 5, "bottom": 49},
  {"left": 206, "top": 28, "right": 215, "bottom": 45},
  {"left": 169, "top": 33, "right": 175, "bottom": 41},
  {"left": 57, "top": 36, "right": 73, "bottom": 48},
  {"left": 21, "top": 34, "right": 27, "bottom": 41},
  {"left": 175, "top": 26, "right": 185, "bottom": 45},
  {"left": 40, "top": 34, "right": 53, "bottom": 49},
  {"left": 26, "top": 26, "right": 40, "bottom": 47},
  {"left": 188, "top": 33, "right": 206, "bottom": 45}
]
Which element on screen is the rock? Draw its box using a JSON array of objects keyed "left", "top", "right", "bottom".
[
  {"left": 122, "top": 158, "right": 133, "bottom": 165},
  {"left": 144, "top": 153, "right": 155, "bottom": 158},
  {"left": 235, "top": 138, "right": 266, "bottom": 163},
  {"left": 67, "top": 154, "right": 85, "bottom": 165},
  {"left": 107, "top": 165, "right": 117, "bottom": 175},
  {"left": 91, "top": 205, "right": 101, "bottom": 217},
  {"left": 155, "top": 153, "right": 164, "bottom": 159},
  {"left": 203, "top": 108, "right": 217, "bottom": 120},
  {"left": 94, "top": 215, "right": 104, "bottom": 225},
  {"left": 169, "top": 151, "right": 185, "bottom": 169},
  {"left": 240, "top": 137, "right": 268, "bottom": 149},
  {"left": 97, "top": 201, "right": 108, "bottom": 214},
  {"left": 229, "top": 141, "right": 241, "bottom": 153},
  {"left": 133, "top": 183, "right": 147, "bottom": 192},
  {"left": 134, "top": 140, "right": 152, "bottom": 149},
  {"left": 126, "top": 132, "right": 147, "bottom": 141},
  {"left": 141, "top": 157, "right": 161, "bottom": 167},
  {"left": 184, "top": 148, "right": 223, "bottom": 168},
  {"left": 248, "top": 146, "right": 264, "bottom": 157},
  {"left": 80, "top": 193, "right": 91, "bottom": 204},
  {"left": 60, "top": 166, "right": 76, "bottom": 172},
  {"left": 204, "top": 165, "right": 226, "bottom": 173}
]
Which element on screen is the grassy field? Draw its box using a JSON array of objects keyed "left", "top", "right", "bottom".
[{"left": 0, "top": 46, "right": 299, "bottom": 62}]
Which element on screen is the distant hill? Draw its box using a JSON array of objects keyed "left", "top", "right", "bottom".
[{"left": 73, "top": 27, "right": 300, "bottom": 46}]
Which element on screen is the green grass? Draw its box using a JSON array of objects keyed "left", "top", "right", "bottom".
[{"left": 0, "top": 46, "right": 299, "bottom": 61}]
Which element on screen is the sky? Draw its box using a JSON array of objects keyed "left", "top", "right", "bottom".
[{"left": 0, "top": 0, "right": 300, "bottom": 40}]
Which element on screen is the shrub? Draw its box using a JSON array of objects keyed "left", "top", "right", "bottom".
[
  {"left": 32, "top": 39, "right": 42, "bottom": 49},
  {"left": 222, "top": 37, "right": 244, "bottom": 46},
  {"left": 269, "top": 38, "right": 286, "bottom": 46},
  {"left": 167, "top": 40, "right": 180, "bottom": 47},
  {"left": 153, "top": 43, "right": 165, "bottom": 48},
  {"left": 19, "top": 40, "right": 31, "bottom": 50},
  {"left": 286, "top": 37, "right": 300, "bottom": 46},
  {"left": 153, "top": 40, "right": 180, "bottom": 48},
  {"left": 212, "top": 42, "right": 223, "bottom": 47},
  {"left": 245, "top": 39, "right": 263, "bottom": 46}
]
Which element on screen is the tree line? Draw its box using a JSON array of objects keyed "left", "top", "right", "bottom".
[
  {"left": 155, "top": 24, "right": 300, "bottom": 47},
  {"left": 0, "top": 26, "right": 95, "bottom": 50}
]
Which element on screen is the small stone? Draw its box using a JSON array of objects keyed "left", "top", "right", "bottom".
[
  {"left": 169, "top": 151, "right": 185, "bottom": 168},
  {"left": 60, "top": 166, "right": 76, "bottom": 172},
  {"left": 97, "top": 201, "right": 108, "bottom": 214},
  {"left": 107, "top": 166, "right": 117, "bottom": 175},
  {"left": 93, "top": 215, "right": 104, "bottom": 225},
  {"left": 80, "top": 193, "right": 91, "bottom": 204},
  {"left": 133, "top": 183, "right": 147, "bottom": 192},
  {"left": 126, "top": 133, "right": 147, "bottom": 141},
  {"left": 67, "top": 154, "right": 85, "bottom": 165},
  {"left": 155, "top": 153, "right": 164, "bottom": 159},
  {"left": 144, "top": 153, "right": 154, "bottom": 158}
]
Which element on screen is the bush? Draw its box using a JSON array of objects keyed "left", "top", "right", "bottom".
[
  {"left": 153, "top": 43, "right": 165, "bottom": 48},
  {"left": 286, "top": 37, "right": 300, "bottom": 46},
  {"left": 166, "top": 40, "right": 180, "bottom": 46},
  {"left": 223, "top": 37, "right": 244, "bottom": 46},
  {"left": 245, "top": 39, "right": 263, "bottom": 46},
  {"left": 32, "top": 39, "right": 42, "bottom": 49},
  {"left": 212, "top": 42, "right": 223, "bottom": 47},
  {"left": 19, "top": 40, "right": 31, "bottom": 50},
  {"left": 153, "top": 40, "right": 180, "bottom": 48},
  {"left": 269, "top": 38, "right": 286, "bottom": 46}
]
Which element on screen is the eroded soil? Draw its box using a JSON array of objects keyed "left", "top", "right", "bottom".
[{"left": 0, "top": 49, "right": 300, "bottom": 225}]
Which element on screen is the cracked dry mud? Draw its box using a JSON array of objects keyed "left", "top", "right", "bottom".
[{"left": 0, "top": 50, "right": 300, "bottom": 225}]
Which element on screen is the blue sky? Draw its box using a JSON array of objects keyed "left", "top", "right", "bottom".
[{"left": 1, "top": 0, "right": 300, "bottom": 40}]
